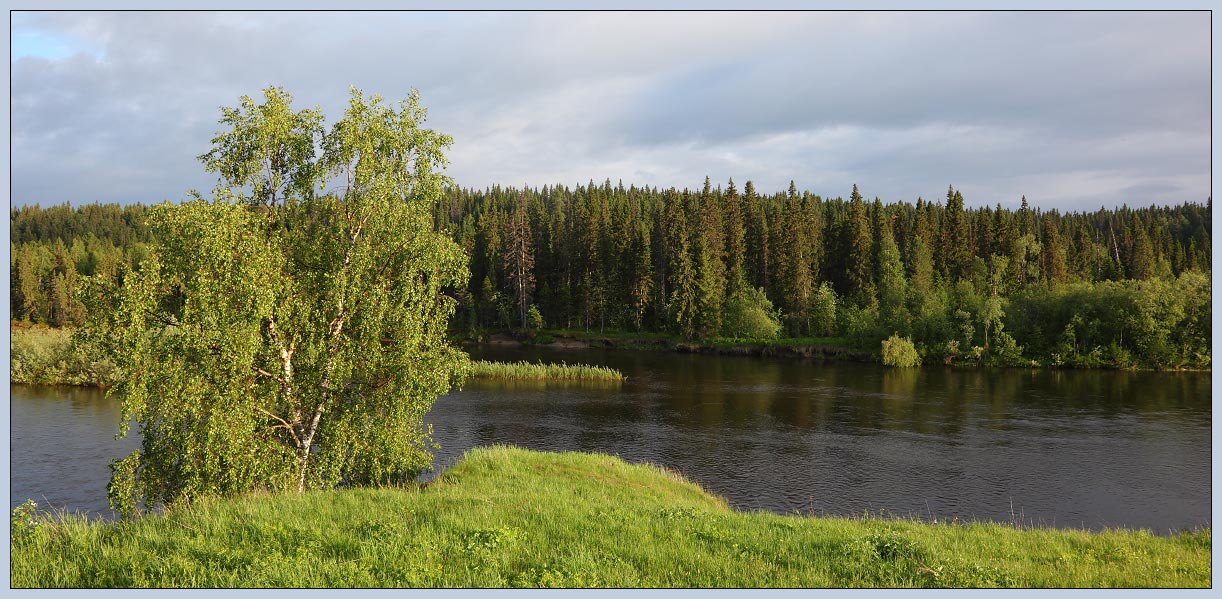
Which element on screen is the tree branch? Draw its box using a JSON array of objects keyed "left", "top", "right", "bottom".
[
  {"left": 254, "top": 406, "right": 300, "bottom": 446},
  {"left": 250, "top": 364, "right": 286, "bottom": 385}
]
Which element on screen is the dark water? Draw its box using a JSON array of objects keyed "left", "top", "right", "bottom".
[
  {"left": 9, "top": 348, "right": 1213, "bottom": 532},
  {"left": 10, "top": 384, "right": 141, "bottom": 520}
]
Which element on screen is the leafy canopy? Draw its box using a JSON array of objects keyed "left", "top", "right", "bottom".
[{"left": 82, "top": 86, "right": 469, "bottom": 516}]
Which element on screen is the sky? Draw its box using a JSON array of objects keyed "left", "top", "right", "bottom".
[{"left": 8, "top": 10, "right": 1212, "bottom": 212}]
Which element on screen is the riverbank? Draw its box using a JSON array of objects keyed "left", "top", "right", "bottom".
[
  {"left": 10, "top": 446, "right": 1210, "bottom": 588},
  {"left": 8, "top": 325, "right": 628, "bottom": 387},
  {"left": 9, "top": 323, "right": 115, "bottom": 387},
  {"left": 466, "top": 329, "right": 1212, "bottom": 372},
  {"left": 465, "top": 329, "right": 875, "bottom": 362}
]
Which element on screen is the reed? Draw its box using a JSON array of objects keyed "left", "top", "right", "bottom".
[{"left": 468, "top": 359, "right": 625, "bottom": 382}]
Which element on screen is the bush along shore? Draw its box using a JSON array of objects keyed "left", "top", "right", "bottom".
[
  {"left": 10, "top": 323, "right": 116, "bottom": 387},
  {"left": 9, "top": 446, "right": 1210, "bottom": 588}
]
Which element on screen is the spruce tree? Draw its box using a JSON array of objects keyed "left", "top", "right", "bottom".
[
  {"left": 1127, "top": 213, "right": 1154, "bottom": 280},
  {"left": 664, "top": 189, "right": 697, "bottom": 338},
  {"left": 1041, "top": 213, "right": 1066, "bottom": 285},
  {"left": 940, "top": 185, "right": 969, "bottom": 281},
  {"left": 776, "top": 181, "right": 812, "bottom": 334},
  {"left": 844, "top": 184, "right": 875, "bottom": 308},
  {"left": 722, "top": 177, "right": 747, "bottom": 295},
  {"left": 692, "top": 178, "right": 726, "bottom": 338},
  {"left": 743, "top": 180, "right": 769, "bottom": 293}
]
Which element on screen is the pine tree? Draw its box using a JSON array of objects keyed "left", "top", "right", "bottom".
[{"left": 502, "top": 193, "right": 535, "bottom": 329}]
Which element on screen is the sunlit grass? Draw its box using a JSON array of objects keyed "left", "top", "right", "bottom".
[
  {"left": 468, "top": 360, "right": 625, "bottom": 383},
  {"left": 10, "top": 446, "right": 1210, "bottom": 588},
  {"left": 9, "top": 324, "right": 115, "bottom": 386}
]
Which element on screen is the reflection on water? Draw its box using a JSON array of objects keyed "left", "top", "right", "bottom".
[{"left": 10, "top": 348, "right": 1212, "bottom": 533}]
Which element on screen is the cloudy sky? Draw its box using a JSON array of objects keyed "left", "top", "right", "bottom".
[{"left": 9, "top": 10, "right": 1211, "bottom": 211}]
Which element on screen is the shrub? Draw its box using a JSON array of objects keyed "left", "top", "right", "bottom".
[
  {"left": 881, "top": 334, "right": 920, "bottom": 367},
  {"left": 721, "top": 287, "right": 782, "bottom": 340},
  {"left": 525, "top": 305, "right": 544, "bottom": 332},
  {"left": 10, "top": 326, "right": 116, "bottom": 386}
]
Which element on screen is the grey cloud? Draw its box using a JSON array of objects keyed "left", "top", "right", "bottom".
[{"left": 9, "top": 11, "right": 1210, "bottom": 212}]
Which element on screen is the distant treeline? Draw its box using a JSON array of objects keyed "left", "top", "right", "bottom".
[{"left": 9, "top": 181, "right": 1212, "bottom": 369}]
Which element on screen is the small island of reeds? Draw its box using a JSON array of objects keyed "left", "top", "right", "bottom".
[{"left": 469, "top": 360, "right": 625, "bottom": 383}]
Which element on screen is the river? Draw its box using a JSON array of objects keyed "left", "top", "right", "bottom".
[{"left": 9, "top": 346, "right": 1212, "bottom": 533}]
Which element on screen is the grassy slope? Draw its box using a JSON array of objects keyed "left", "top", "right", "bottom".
[{"left": 10, "top": 447, "right": 1210, "bottom": 588}]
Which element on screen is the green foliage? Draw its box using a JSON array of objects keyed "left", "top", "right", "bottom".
[
  {"left": 843, "top": 185, "right": 875, "bottom": 308},
  {"left": 986, "top": 331, "right": 1028, "bottom": 367},
  {"left": 840, "top": 304, "right": 880, "bottom": 350},
  {"left": 525, "top": 305, "right": 544, "bottom": 332},
  {"left": 775, "top": 183, "right": 814, "bottom": 335},
  {"left": 79, "top": 87, "right": 470, "bottom": 516},
  {"left": 198, "top": 86, "right": 324, "bottom": 207},
  {"left": 11, "top": 175, "right": 1212, "bottom": 372},
  {"left": 940, "top": 186, "right": 970, "bottom": 280},
  {"left": 10, "top": 500, "right": 41, "bottom": 546},
  {"left": 721, "top": 287, "right": 782, "bottom": 340},
  {"left": 10, "top": 447, "right": 1211, "bottom": 588},
  {"left": 9, "top": 325, "right": 116, "bottom": 386},
  {"left": 808, "top": 282, "right": 839, "bottom": 337},
  {"left": 881, "top": 334, "right": 920, "bottom": 367},
  {"left": 1006, "top": 272, "right": 1211, "bottom": 369}
]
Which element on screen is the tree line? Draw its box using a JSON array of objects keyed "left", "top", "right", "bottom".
[
  {"left": 9, "top": 181, "right": 1212, "bottom": 369},
  {"left": 435, "top": 178, "right": 1209, "bottom": 368}
]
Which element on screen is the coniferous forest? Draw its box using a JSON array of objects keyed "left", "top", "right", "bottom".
[{"left": 9, "top": 180, "right": 1212, "bottom": 370}]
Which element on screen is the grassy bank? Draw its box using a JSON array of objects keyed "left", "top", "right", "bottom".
[
  {"left": 9, "top": 327, "right": 626, "bottom": 387},
  {"left": 476, "top": 328, "right": 871, "bottom": 361},
  {"left": 468, "top": 359, "right": 624, "bottom": 383},
  {"left": 10, "top": 324, "right": 114, "bottom": 386},
  {"left": 10, "top": 446, "right": 1209, "bottom": 588}
]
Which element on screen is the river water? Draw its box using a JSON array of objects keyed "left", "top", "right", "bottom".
[{"left": 9, "top": 346, "right": 1212, "bottom": 533}]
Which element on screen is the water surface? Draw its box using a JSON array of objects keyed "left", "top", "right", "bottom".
[{"left": 10, "top": 347, "right": 1212, "bottom": 532}]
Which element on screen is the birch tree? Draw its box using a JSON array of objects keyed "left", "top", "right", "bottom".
[{"left": 82, "top": 87, "right": 469, "bottom": 516}]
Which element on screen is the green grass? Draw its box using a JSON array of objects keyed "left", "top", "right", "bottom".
[
  {"left": 9, "top": 324, "right": 115, "bottom": 386},
  {"left": 10, "top": 446, "right": 1210, "bottom": 588},
  {"left": 468, "top": 360, "right": 625, "bottom": 383}
]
